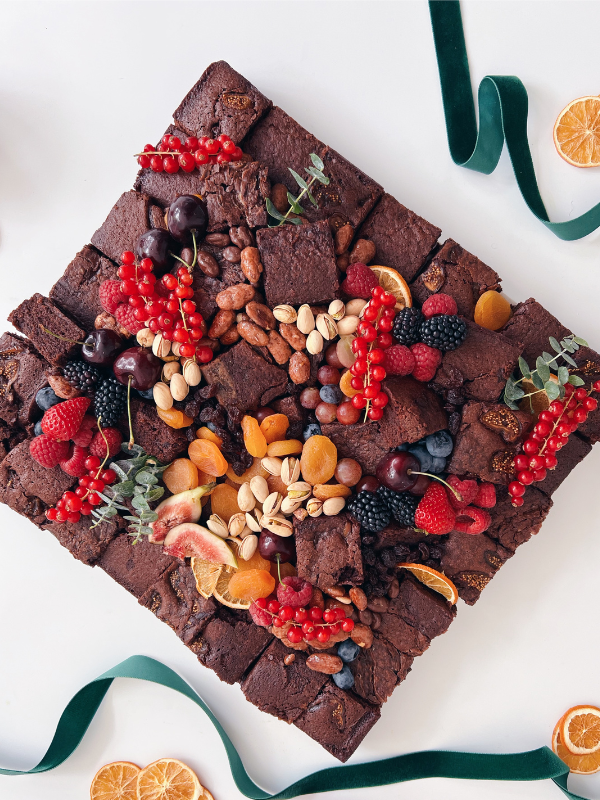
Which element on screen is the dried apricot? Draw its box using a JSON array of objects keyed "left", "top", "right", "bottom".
[
  {"left": 474, "top": 290, "right": 512, "bottom": 331},
  {"left": 227, "top": 569, "right": 275, "bottom": 601},
  {"left": 197, "top": 468, "right": 215, "bottom": 486},
  {"left": 241, "top": 415, "right": 268, "bottom": 458},
  {"left": 237, "top": 549, "right": 271, "bottom": 572},
  {"left": 260, "top": 413, "right": 290, "bottom": 444},
  {"left": 267, "top": 473, "right": 288, "bottom": 497},
  {"left": 210, "top": 483, "right": 241, "bottom": 522},
  {"left": 300, "top": 435, "right": 337, "bottom": 484},
  {"left": 156, "top": 407, "right": 194, "bottom": 429},
  {"left": 226, "top": 457, "right": 269, "bottom": 484},
  {"left": 270, "top": 561, "right": 297, "bottom": 581},
  {"left": 313, "top": 483, "right": 352, "bottom": 500},
  {"left": 267, "top": 439, "right": 303, "bottom": 457},
  {"left": 196, "top": 426, "right": 223, "bottom": 447},
  {"left": 188, "top": 439, "right": 229, "bottom": 477},
  {"left": 163, "top": 459, "right": 199, "bottom": 494},
  {"left": 339, "top": 369, "right": 360, "bottom": 398}
]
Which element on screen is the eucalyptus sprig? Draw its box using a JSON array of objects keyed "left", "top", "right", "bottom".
[
  {"left": 265, "top": 153, "right": 329, "bottom": 226},
  {"left": 90, "top": 443, "right": 169, "bottom": 543},
  {"left": 504, "top": 334, "right": 588, "bottom": 411}
]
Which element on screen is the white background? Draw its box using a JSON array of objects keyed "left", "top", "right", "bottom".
[{"left": 0, "top": 2, "right": 599, "bottom": 799}]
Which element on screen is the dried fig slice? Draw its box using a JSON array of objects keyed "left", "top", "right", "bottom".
[
  {"left": 480, "top": 406, "right": 522, "bottom": 443},
  {"left": 420, "top": 261, "right": 446, "bottom": 292},
  {"left": 491, "top": 449, "right": 516, "bottom": 476}
]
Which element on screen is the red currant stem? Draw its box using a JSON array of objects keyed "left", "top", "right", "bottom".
[
  {"left": 133, "top": 150, "right": 182, "bottom": 157},
  {"left": 409, "top": 471, "right": 463, "bottom": 503},
  {"left": 39, "top": 326, "right": 84, "bottom": 345},
  {"left": 126, "top": 376, "right": 134, "bottom": 450}
]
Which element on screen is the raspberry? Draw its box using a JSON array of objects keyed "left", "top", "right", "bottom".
[
  {"left": 446, "top": 475, "right": 478, "bottom": 510},
  {"left": 410, "top": 343, "right": 442, "bottom": 382},
  {"left": 341, "top": 263, "right": 379, "bottom": 299},
  {"left": 72, "top": 415, "right": 97, "bottom": 447},
  {"left": 421, "top": 293, "right": 458, "bottom": 318},
  {"left": 41, "top": 397, "right": 91, "bottom": 441},
  {"left": 382, "top": 344, "right": 415, "bottom": 376},
  {"left": 472, "top": 482, "right": 497, "bottom": 508},
  {"left": 248, "top": 600, "right": 272, "bottom": 627},
  {"left": 114, "top": 303, "right": 146, "bottom": 334},
  {"left": 454, "top": 506, "right": 491, "bottom": 535},
  {"left": 99, "top": 280, "right": 127, "bottom": 314},
  {"left": 276, "top": 576, "right": 313, "bottom": 608},
  {"left": 414, "top": 483, "right": 456, "bottom": 535},
  {"left": 89, "top": 427, "right": 123, "bottom": 460},
  {"left": 60, "top": 445, "right": 90, "bottom": 477},
  {"left": 29, "top": 435, "right": 70, "bottom": 468}
]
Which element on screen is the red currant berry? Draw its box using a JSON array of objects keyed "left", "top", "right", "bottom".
[
  {"left": 367, "top": 407, "right": 384, "bottom": 421},
  {"left": 593, "top": 380, "right": 600, "bottom": 393},
  {"left": 294, "top": 608, "right": 308, "bottom": 623},
  {"left": 329, "top": 623, "right": 341, "bottom": 636},
  {"left": 101, "top": 469, "right": 117, "bottom": 484},
  {"left": 546, "top": 436, "right": 561, "bottom": 451},
  {"left": 272, "top": 617, "right": 284, "bottom": 628},
  {"left": 85, "top": 455, "right": 101, "bottom": 471},
  {"left": 352, "top": 338, "right": 368, "bottom": 355},
  {"left": 279, "top": 605, "right": 293, "bottom": 622},
  {"left": 376, "top": 333, "right": 393, "bottom": 349},
  {"left": 188, "top": 313, "right": 203, "bottom": 327},
  {"left": 309, "top": 606, "right": 323, "bottom": 621},
  {"left": 371, "top": 365, "right": 386, "bottom": 381},
  {"left": 121, "top": 251, "right": 135, "bottom": 265},
  {"left": 371, "top": 391, "right": 389, "bottom": 409},
  {"left": 180, "top": 343, "right": 196, "bottom": 358},
  {"left": 544, "top": 454, "right": 558, "bottom": 469},
  {"left": 508, "top": 481, "right": 526, "bottom": 497},
  {"left": 367, "top": 348, "right": 384, "bottom": 364},
  {"left": 301, "top": 621, "right": 315, "bottom": 636},
  {"left": 363, "top": 305, "right": 378, "bottom": 321},
  {"left": 316, "top": 628, "right": 331, "bottom": 644},
  {"left": 548, "top": 401, "right": 565, "bottom": 417},
  {"left": 341, "top": 618, "right": 355, "bottom": 632},
  {"left": 511, "top": 496, "right": 525, "bottom": 508},
  {"left": 45, "top": 508, "right": 58, "bottom": 520},
  {"left": 518, "top": 470, "right": 534, "bottom": 485},
  {"left": 523, "top": 439, "right": 539, "bottom": 455},
  {"left": 88, "top": 492, "right": 102, "bottom": 506},
  {"left": 150, "top": 155, "right": 164, "bottom": 172},
  {"left": 351, "top": 393, "right": 367, "bottom": 409},
  {"left": 287, "top": 627, "right": 303, "bottom": 644},
  {"left": 255, "top": 597, "right": 267, "bottom": 609},
  {"left": 538, "top": 410, "right": 554, "bottom": 424},
  {"left": 178, "top": 152, "right": 195, "bottom": 172},
  {"left": 377, "top": 316, "right": 393, "bottom": 332},
  {"left": 80, "top": 502, "right": 93, "bottom": 516},
  {"left": 163, "top": 155, "right": 179, "bottom": 173},
  {"left": 534, "top": 421, "right": 551, "bottom": 437},
  {"left": 528, "top": 455, "right": 545, "bottom": 470},
  {"left": 532, "top": 468, "right": 547, "bottom": 482},
  {"left": 322, "top": 609, "right": 336, "bottom": 624},
  {"left": 585, "top": 396, "right": 598, "bottom": 412},
  {"left": 267, "top": 600, "right": 280, "bottom": 614},
  {"left": 514, "top": 454, "right": 529, "bottom": 471},
  {"left": 350, "top": 376, "right": 365, "bottom": 390}
]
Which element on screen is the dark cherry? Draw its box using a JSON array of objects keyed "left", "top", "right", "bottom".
[
  {"left": 258, "top": 529, "right": 295, "bottom": 564},
  {"left": 408, "top": 474, "right": 431, "bottom": 496},
  {"left": 136, "top": 228, "right": 173, "bottom": 277},
  {"left": 81, "top": 329, "right": 124, "bottom": 366},
  {"left": 254, "top": 406, "right": 275, "bottom": 424},
  {"left": 167, "top": 195, "right": 208, "bottom": 244},
  {"left": 113, "top": 347, "right": 162, "bottom": 391},
  {"left": 355, "top": 475, "right": 380, "bottom": 494},
  {"left": 376, "top": 451, "right": 421, "bottom": 492}
]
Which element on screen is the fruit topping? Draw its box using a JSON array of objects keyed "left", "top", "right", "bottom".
[
  {"left": 227, "top": 568, "right": 275, "bottom": 602},
  {"left": 368, "top": 265, "right": 412, "bottom": 310},
  {"left": 267, "top": 439, "right": 303, "bottom": 457},
  {"left": 156, "top": 407, "right": 194, "bottom": 429},
  {"left": 258, "top": 529, "right": 296, "bottom": 563},
  {"left": 41, "top": 396, "right": 91, "bottom": 441},
  {"left": 376, "top": 487, "right": 419, "bottom": 527},
  {"left": 346, "top": 491, "right": 391, "bottom": 532},
  {"left": 410, "top": 342, "right": 443, "bottom": 382},
  {"left": 150, "top": 486, "right": 212, "bottom": 543},
  {"left": 72, "top": 415, "right": 97, "bottom": 447},
  {"left": 167, "top": 195, "right": 208, "bottom": 244},
  {"left": 382, "top": 344, "right": 415, "bottom": 376},
  {"left": 418, "top": 314, "right": 467, "bottom": 351},
  {"left": 162, "top": 522, "right": 237, "bottom": 567},
  {"left": 209, "top": 483, "right": 241, "bottom": 522},
  {"left": 99, "top": 280, "right": 127, "bottom": 315},
  {"left": 276, "top": 576, "right": 313, "bottom": 607},
  {"left": 93, "top": 376, "right": 127, "bottom": 426},
  {"left": 421, "top": 292, "right": 458, "bottom": 318},
  {"left": 392, "top": 307, "right": 425, "bottom": 346},
  {"left": 59, "top": 444, "right": 89, "bottom": 477},
  {"left": 445, "top": 475, "right": 478, "bottom": 510},
  {"left": 473, "top": 290, "right": 512, "bottom": 330},
  {"left": 334, "top": 458, "right": 362, "bottom": 487},
  {"left": 241, "top": 414, "right": 268, "bottom": 457},
  {"left": 472, "top": 482, "right": 497, "bottom": 508},
  {"left": 29, "top": 435, "right": 70, "bottom": 468},
  {"left": 453, "top": 506, "right": 492, "bottom": 535},
  {"left": 135, "top": 228, "right": 173, "bottom": 276},
  {"left": 341, "top": 262, "right": 379, "bottom": 298},
  {"left": 300, "top": 435, "right": 337, "bottom": 484},
  {"left": 398, "top": 563, "right": 458, "bottom": 604},
  {"left": 89, "top": 427, "right": 123, "bottom": 459},
  {"left": 162, "top": 459, "right": 200, "bottom": 495},
  {"left": 113, "top": 347, "right": 162, "bottom": 391},
  {"left": 376, "top": 451, "right": 421, "bottom": 492},
  {"left": 82, "top": 329, "right": 124, "bottom": 366},
  {"left": 414, "top": 483, "right": 456, "bottom": 535},
  {"left": 188, "top": 438, "right": 229, "bottom": 477}
]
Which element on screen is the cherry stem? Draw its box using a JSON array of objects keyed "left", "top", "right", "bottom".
[
  {"left": 40, "top": 325, "right": 84, "bottom": 345},
  {"left": 127, "top": 376, "right": 134, "bottom": 450},
  {"left": 276, "top": 555, "right": 282, "bottom": 585},
  {"left": 409, "top": 470, "right": 463, "bottom": 502}
]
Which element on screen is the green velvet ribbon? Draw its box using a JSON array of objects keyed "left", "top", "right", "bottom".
[
  {"left": 429, "top": 0, "right": 600, "bottom": 240},
  {"left": 0, "top": 655, "right": 591, "bottom": 798}
]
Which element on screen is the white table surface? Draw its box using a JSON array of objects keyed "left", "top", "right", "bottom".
[{"left": 1, "top": 2, "right": 599, "bottom": 799}]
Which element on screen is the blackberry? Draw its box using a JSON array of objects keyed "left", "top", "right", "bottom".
[
  {"left": 63, "top": 360, "right": 101, "bottom": 392},
  {"left": 392, "top": 308, "right": 424, "bottom": 345},
  {"left": 418, "top": 314, "right": 467, "bottom": 351},
  {"left": 347, "top": 491, "right": 391, "bottom": 532},
  {"left": 93, "top": 376, "right": 127, "bottom": 426},
  {"left": 377, "top": 487, "right": 419, "bottom": 527}
]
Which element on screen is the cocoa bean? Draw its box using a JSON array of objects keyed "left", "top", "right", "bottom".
[
  {"left": 284, "top": 653, "right": 296, "bottom": 666},
  {"left": 229, "top": 225, "right": 254, "bottom": 249},
  {"left": 311, "top": 587, "right": 325, "bottom": 610},
  {"left": 267, "top": 330, "right": 292, "bottom": 365},
  {"left": 334, "top": 223, "right": 354, "bottom": 255},
  {"left": 180, "top": 247, "right": 194, "bottom": 266},
  {"left": 371, "top": 612, "right": 382, "bottom": 630},
  {"left": 240, "top": 247, "right": 263, "bottom": 284},
  {"left": 279, "top": 323, "right": 306, "bottom": 351},
  {"left": 215, "top": 283, "right": 255, "bottom": 310},
  {"left": 222, "top": 245, "right": 242, "bottom": 263},
  {"left": 349, "top": 587, "right": 368, "bottom": 611},
  {"left": 208, "top": 309, "right": 235, "bottom": 339},
  {"left": 205, "top": 232, "right": 230, "bottom": 247},
  {"left": 196, "top": 250, "right": 220, "bottom": 277},
  {"left": 358, "top": 609, "right": 373, "bottom": 626},
  {"left": 288, "top": 351, "right": 311, "bottom": 384},
  {"left": 387, "top": 578, "right": 400, "bottom": 599},
  {"left": 336, "top": 253, "right": 350, "bottom": 272},
  {"left": 270, "top": 183, "right": 289, "bottom": 214},
  {"left": 246, "top": 301, "right": 276, "bottom": 330},
  {"left": 349, "top": 238, "right": 376, "bottom": 265},
  {"left": 237, "top": 320, "right": 269, "bottom": 347},
  {"left": 367, "top": 596, "right": 389, "bottom": 613},
  {"left": 306, "top": 653, "right": 344, "bottom": 675},
  {"left": 351, "top": 622, "right": 374, "bottom": 648},
  {"left": 219, "top": 326, "right": 241, "bottom": 345}
]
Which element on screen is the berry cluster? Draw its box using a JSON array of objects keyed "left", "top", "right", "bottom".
[
  {"left": 251, "top": 598, "right": 355, "bottom": 645},
  {"left": 415, "top": 478, "right": 496, "bottom": 535},
  {"left": 508, "top": 381, "right": 600, "bottom": 506},
  {"left": 136, "top": 133, "right": 243, "bottom": 174},
  {"left": 45, "top": 455, "right": 118, "bottom": 524}
]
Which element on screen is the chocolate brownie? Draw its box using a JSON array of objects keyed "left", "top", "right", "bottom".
[
  {"left": 295, "top": 512, "right": 363, "bottom": 590},
  {"left": 448, "top": 402, "right": 532, "bottom": 484},
  {"left": 536, "top": 434, "right": 592, "bottom": 497},
  {"left": 173, "top": 60, "right": 272, "bottom": 144},
  {"left": 0, "top": 422, "right": 25, "bottom": 463},
  {"left": 433, "top": 320, "right": 522, "bottom": 402},
  {"left": 43, "top": 515, "right": 119, "bottom": 565},
  {"left": 356, "top": 193, "right": 441, "bottom": 282},
  {"left": 50, "top": 245, "right": 118, "bottom": 331},
  {"left": 0, "top": 332, "right": 48, "bottom": 429},
  {"left": 320, "top": 420, "right": 390, "bottom": 475},
  {"left": 243, "top": 106, "right": 382, "bottom": 228},
  {"left": 410, "top": 238, "right": 501, "bottom": 318},
  {"left": 241, "top": 638, "right": 328, "bottom": 722},
  {"left": 91, "top": 190, "right": 151, "bottom": 264},
  {"left": 8, "top": 294, "right": 85, "bottom": 366},
  {"left": 190, "top": 608, "right": 271, "bottom": 685},
  {"left": 272, "top": 395, "right": 305, "bottom": 425},
  {"left": 371, "top": 522, "right": 431, "bottom": 551},
  {"left": 122, "top": 400, "right": 188, "bottom": 464},
  {"left": 201, "top": 340, "right": 288, "bottom": 414},
  {"left": 140, "top": 562, "right": 217, "bottom": 643},
  {"left": 98, "top": 534, "right": 177, "bottom": 599},
  {"left": 0, "top": 440, "right": 75, "bottom": 525},
  {"left": 350, "top": 633, "right": 413, "bottom": 706},
  {"left": 256, "top": 221, "right": 339, "bottom": 307},
  {"left": 439, "top": 531, "right": 513, "bottom": 605},
  {"left": 486, "top": 486, "right": 552, "bottom": 553},
  {"left": 294, "top": 684, "right": 381, "bottom": 762}
]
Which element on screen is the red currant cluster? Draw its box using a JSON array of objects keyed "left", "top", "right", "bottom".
[
  {"left": 46, "top": 455, "right": 117, "bottom": 524},
  {"left": 508, "top": 380, "right": 600, "bottom": 507},
  {"left": 348, "top": 286, "right": 397, "bottom": 421},
  {"left": 136, "top": 133, "right": 243, "bottom": 174},
  {"left": 254, "top": 598, "right": 355, "bottom": 645},
  {"left": 118, "top": 251, "right": 212, "bottom": 362}
]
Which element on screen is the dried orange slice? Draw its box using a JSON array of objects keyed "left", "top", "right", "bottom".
[
  {"left": 212, "top": 566, "right": 250, "bottom": 610},
  {"left": 369, "top": 266, "right": 412, "bottom": 310},
  {"left": 553, "top": 713, "right": 600, "bottom": 774},
  {"left": 554, "top": 96, "right": 600, "bottom": 167},
  {"left": 560, "top": 705, "right": 600, "bottom": 754},
  {"left": 90, "top": 761, "right": 140, "bottom": 800},
  {"left": 136, "top": 758, "right": 201, "bottom": 800},
  {"left": 191, "top": 557, "right": 223, "bottom": 599},
  {"left": 397, "top": 563, "right": 458, "bottom": 604}
]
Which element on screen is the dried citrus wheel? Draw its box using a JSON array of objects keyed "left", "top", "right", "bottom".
[
  {"left": 136, "top": 758, "right": 201, "bottom": 800},
  {"left": 162, "top": 459, "right": 199, "bottom": 494},
  {"left": 188, "top": 439, "right": 228, "bottom": 477},
  {"left": 397, "top": 563, "right": 458, "bottom": 604},
  {"left": 196, "top": 427, "right": 223, "bottom": 447},
  {"left": 553, "top": 713, "right": 600, "bottom": 774},
  {"left": 560, "top": 706, "right": 600, "bottom": 754},
  {"left": 473, "top": 290, "right": 512, "bottom": 331},
  {"left": 225, "top": 457, "right": 268, "bottom": 485},
  {"left": 209, "top": 483, "right": 240, "bottom": 522},
  {"left": 90, "top": 761, "right": 140, "bottom": 800},
  {"left": 212, "top": 566, "right": 251, "bottom": 609},
  {"left": 554, "top": 95, "right": 600, "bottom": 167},
  {"left": 191, "top": 557, "right": 223, "bottom": 599},
  {"left": 369, "top": 266, "right": 412, "bottom": 310}
]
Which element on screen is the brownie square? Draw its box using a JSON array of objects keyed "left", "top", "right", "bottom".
[
  {"left": 433, "top": 320, "right": 522, "bottom": 402},
  {"left": 0, "top": 332, "right": 48, "bottom": 429},
  {"left": 256, "top": 221, "right": 339, "bottom": 307},
  {"left": 372, "top": 523, "right": 430, "bottom": 551},
  {"left": 173, "top": 60, "right": 272, "bottom": 143},
  {"left": 537, "top": 434, "right": 592, "bottom": 497},
  {"left": 410, "top": 238, "right": 501, "bottom": 318},
  {"left": 121, "top": 400, "right": 189, "bottom": 464},
  {"left": 43, "top": 516, "right": 119, "bottom": 565},
  {"left": 486, "top": 486, "right": 552, "bottom": 553},
  {"left": 98, "top": 534, "right": 177, "bottom": 599},
  {"left": 241, "top": 638, "right": 328, "bottom": 722},
  {"left": 201, "top": 340, "right": 288, "bottom": 414},
  {"left": 448, "top": 401, "right": 532, "bottom": 484},
  {"left": 320, "top": 420, "right": 391, "bottom": 475},
  {"left": 91, "top": 190, "right": 151, "bottom": 264},
  {"left": 295, "top": 512, "right": 363, "bottom": 590},
  {"left": 356, "top": 193, "right": 441, "bottom": 282},
  {"left": 439, "top": 531, "right": 513, "bottom": 605},
  {"left": 350, "top": 633, "right": 413, "bottom": 706},
  {"left": 294, "top": 684, "right": 381, "bottom": 762},
  {"left": 8, "top": 293, "right": 85, "bottom": 366},
  {"left": 50, "top": 245, "right": 118, "bottom": 331}
]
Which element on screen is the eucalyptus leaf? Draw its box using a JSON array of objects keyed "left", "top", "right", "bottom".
[
  {"left": 100, "top": 507, "right": 118, "bottom": 518},
  {"left": 557, "top": 366, "right": 569, "bottom": 385},
  {"left": 504, "top": 394, "right": 519, "bottom": 411},
  {"left": 123, "top": 516, "right": 140, "bottom": 523},
  {"left": 558, "top": 384, "right": 566, "bottom": 398},
  {"left": 545, "top": 381, "right": 560, "bottom": 401},
  {"left": 286, "top": 191, "right": 304, "bottom": 214},
  {"left": 111, "top": 463, "right": 129, "bottom": 482},
  {"left": 305, "top": 166, "right": 329, "bottom": 184},
  {"left": 310, "top": 152, "right": 324, "bottom": 171},
  {"left": 563, "top": 353, "right": 577, "bottom": 368},
  {"left": 561, "top": 339, "right": 577, "bottom": 353},
  {"left": 518, "top": 357, "right": 531, "bottom": 379},
  {"left": 140, "top": 511, "right": 159, "bottom": 522},
  {"left": 573, "top": 336, "right": 588, "bottom": 346},
  {"left": 133, "top": 485, "right": 145, "bottom": 494},
  {"left": 568, "top": 375, "right": 585, "bottom": 386},
  {"left": 532, "top": 372, "right": 545, "bottom": 390},
  {"left": 145, "top": 487, "right": 165, "bottom": 503},
  {"left": 265, "top": 198, "right": 285, "bottom": 221},
  {"left": 306, "top": 190, "right": 318, "bottom": 207},
  {"left": 536, "top": 356, "right": 550, "bottom": 383},
  {"left": 121, "top": 443, "right": 144, "bottom": 458},
  {"left": 542, "top": 351, "right": 555, "bottom": 365},
  {"left": 288, "top": 168, "right": 308, "bottom": 190},
  {"left": 288, "top": 217, "right": 303, "bottom": 225},
  {"left": 135, "top": 471, "right": 158, "bottom": 486},
  {"left": 131, "top": 495, "right": 150, "bottom": 511},
  {"left": 548, "top": 336, "right": 562, "bottom": 353},
  {"left": 117, "top": 481, "right": 136, "bottom": 497}
]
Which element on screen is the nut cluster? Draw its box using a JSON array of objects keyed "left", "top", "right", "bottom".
[{"left": 133, "top": 329, "right": 202, "bottom": 410}]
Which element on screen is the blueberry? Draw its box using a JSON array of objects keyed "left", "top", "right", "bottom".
[
  {"left": 34, "top": 420, "right": 43, "bottom": 437},
  {"left": 395, "top": 443, "right": 409, "bottom": 452},
  {"left": 332, "top": 664, "right": 355, "bottom": 690},
  {"left": 337, "top": 639, "right": 360, "bottom": 663},
  {"left": 303, "top": 422, "right": 322, "bottom": 441},
  {"left": 408, "top": 445, "right": 432, "bottom": 472},
  {"left": 429, "top": 456, "right": 447, "bottom": 474},
  {"left": 35, "top": 386, "right": 61, "bottom": 411},
  {"left": 135, "top": 388, "right": 154, "bottom": 400},
  {"left": 319, "top": 385, "right": 343, "bottom": 405},
  {"left": 425, "top": 430, "right": 453, "bottom": 458}
]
